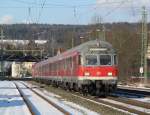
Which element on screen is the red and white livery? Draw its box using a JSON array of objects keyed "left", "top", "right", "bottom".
[{"left": 32, "top": 40, "right": 118, "bottom": 96}]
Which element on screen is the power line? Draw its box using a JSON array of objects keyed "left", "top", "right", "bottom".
[
  {"left": 10, "top": 0, "right": 95, "bottom": 7},
  {"left": 9, "top": 0, "right": 132, "bottom": 8},
  {"left": 37, "top": 0, "right": 47, "bottom": 23},
  {"left": 10, "top": 0, "right": 36, "bottom": 5},
  {"left": 2, "top": 0, "right": 150, "bottom": 10},
  {"left": 27, "top": 7, "right": 32, "bottom": 24},
  {"left": 103, "top": 0, "right": 127, "bottom": 18}
]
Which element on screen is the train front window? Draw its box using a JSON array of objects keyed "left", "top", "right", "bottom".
[
  {"left": 100, "top": 55, "right": 111, "bottom": 65},
  {"left": 85, "top": 55, "right": 98, "bottom": 65}
]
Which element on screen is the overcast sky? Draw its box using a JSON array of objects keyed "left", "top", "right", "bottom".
[{"left": 0, "top": 0, "right": 149, "bottom": 24}]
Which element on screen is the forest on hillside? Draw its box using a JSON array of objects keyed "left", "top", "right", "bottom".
[{"left": 0, "top": 23, "right": 149, "bottom": 81}]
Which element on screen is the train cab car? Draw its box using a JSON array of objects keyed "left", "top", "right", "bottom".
[
  {"left": 75, "top": 40, "right": 118, "bottom": 95},
  {"left": 32, "top": 40, "right": 118, "bottom": 96}
]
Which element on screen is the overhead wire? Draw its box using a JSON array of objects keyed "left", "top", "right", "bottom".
[
  {"left": 103, "top": 0, "right": 128, "bottom": 18},
  {"left": 4, "top": 0, "right": 150, "bottom": 9},
  {"left": 27, "top": 7, "right": 32, "bottom": 24},
  {"left": 10, "top": 0, "right": 36, "bottom": 5},
  {"left": 37, "top": 0, "right": 47, "bottom": 23},
  {"left": 3, "top": 0, "right": 150, "bottom": 24},
  {"left": 9, "top": 0, "right": 131, "bottom": 8}
]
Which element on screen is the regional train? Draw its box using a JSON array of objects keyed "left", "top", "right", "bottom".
[{"left": 32, "top": 40, "right": 118, "bottom": 96}]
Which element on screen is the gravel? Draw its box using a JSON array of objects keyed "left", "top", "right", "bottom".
[{"left": 29, "top": 81, "right": 131, "bottom": 115}]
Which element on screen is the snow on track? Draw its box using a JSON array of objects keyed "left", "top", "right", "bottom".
[
  {"left": 15, "top": 82, "right": 64, "bottom": 115},
  {"left": 23, "top": 81, "right": 99, "bottom": 115},
  {"left": 0, "top": 81, "right": 31, "bottom": 115},
  {"left": 100, "top": 98, "right": 150, "bottom": 114},
  {"left": 132, "top": 97, "right": 150, "bottom": 104}
]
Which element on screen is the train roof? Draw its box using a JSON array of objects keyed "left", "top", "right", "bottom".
[{"left": 35, "top": 39, "right": 115, "bottom": 67}]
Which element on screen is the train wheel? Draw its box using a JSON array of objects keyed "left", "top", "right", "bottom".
[
  {"left": 88, "top": 84, "right": 96, "bottom": 96},
  {"left": 73, "top": 83, "right": 78, "bottom": 92},
  {"left": 82, "top": 85, "right": 88, "bottom": 96}
]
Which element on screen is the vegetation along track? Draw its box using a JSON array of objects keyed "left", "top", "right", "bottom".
[{"left": 15, "top": 82, "right": 70, "bottom": 115}]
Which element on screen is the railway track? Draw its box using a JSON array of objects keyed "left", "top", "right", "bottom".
[
  {"left": 29, "top": 81, "right": 150, "bottom": 115},
  {"left": 109, "top": 90, "right": 150, "bottom": 109},
  {"left": 98, "top": 97, "right": 150, "bottom": 115},
  {"left": 117, "top": 86, "right": 150, "bottom": 96},
  {"left": 14, "top": 82, "right": 70, "bottom": 115},
  {"left": 14, "top": 82, "right": 34, "bottom": 115},
  {"left": 70, "top": 93, "right": 150, "bottom": 115}
]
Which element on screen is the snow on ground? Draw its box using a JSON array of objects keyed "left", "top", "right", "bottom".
[
  {"left": 118, "top": 84, "right": 150, "bottom": 92},
  {"left": 15, "top": 82, "right": 63, "bottom": 115},
  {"left": 71, "top": 94, "right": 135, "bottom": 115},
  {"left": 100, "top": 98, "right": 150, "bottom": 114},
  {"left": 118, "top": 84, "right": 150, "bottom": 104},
  {"left": 132, "top": 97, "right": 150, "bottom": 103},
  {"left": 23, "top": 81, "right": 99, "bottom": 115},
  {"left": 0, "top": 81, "right": 31, "bottom": 115}
]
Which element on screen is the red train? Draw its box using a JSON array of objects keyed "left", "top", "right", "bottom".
[{"left": 32, "top": 40, "right": 118, "bottom": 96}]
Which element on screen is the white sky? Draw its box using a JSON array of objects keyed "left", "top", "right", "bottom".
[{"left": 95, "top": 0, "right": 150, "bottom": 23}]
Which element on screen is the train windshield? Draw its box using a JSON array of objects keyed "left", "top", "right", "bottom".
[
  {"left": 99, "top": 55, "right": 111, "bottom": 65},
  {"left": 85, "top": 55, "right": 98, "bottom": 65}
]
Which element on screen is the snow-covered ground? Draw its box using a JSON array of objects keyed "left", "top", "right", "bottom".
[
  {"left": 0, "top": 80, "right": 100, "bottom": 115},
  {"left": 23, "top": 81, "right": 99, "bottom": 115},
  {"left": 0, "top": 81, "right": 31, "bottom": 115},
  {"left": 118, "top": 84, "right": 150, "bottom": 92},
  {"left": 4, "top": 80, "right": 148, "bottom": 115},
  {"left": 118, "top": 84, "right": 150, "bottom": 104},
  {"left": 100, "top": 98, "right": 150, "bottom": 114},
  {"left": 133, "top": 97, "right": 150, "bottom": 103},
  {"left": 15, "top": 82, "right": 64, "bottom": 115}
]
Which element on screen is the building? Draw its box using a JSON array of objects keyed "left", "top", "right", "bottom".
[{"left": 11, "top": 62, "right": 35, "bottom": 78}]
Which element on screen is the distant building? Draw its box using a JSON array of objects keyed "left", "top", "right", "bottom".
[
  {"left": 11, "top": 62, "right": 35, "bottom": 78},
  {"left": 11, "top": 62, "right": 20, "bottom": 78}
]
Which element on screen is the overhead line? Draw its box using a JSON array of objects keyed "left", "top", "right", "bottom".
[
  {"left": 9, "top": 0, "right": 134, "bottom": 8},
  {"left": 103, "top": 0, "right": 129, "bottom": 18},
  {"left": 37, "top": 0, "right": 47, "bottom": 23},
  {"left": 0, "top": 6, "right": 149, "bottom": 9}
]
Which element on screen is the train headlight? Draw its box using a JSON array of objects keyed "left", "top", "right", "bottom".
[
  {"left": 84, "top": 72, "right": 90, "bottom": 76},
  {"left": 108, "top": 72, "right": 112, "bottom": 76},
  {"left": 97, "top": 72, "right": 101, "bottom": 75}
]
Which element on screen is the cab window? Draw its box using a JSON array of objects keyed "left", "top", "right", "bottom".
[
  {"left": 100, "top": 55, "right": 111, "bottom": 65},
  {"left": 85, "top": 55, "right": 98, "bottom": 65}
]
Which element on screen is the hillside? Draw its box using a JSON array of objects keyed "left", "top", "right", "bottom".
[{"left": 0, "top": 23, "right": 147, "bottom": 81}]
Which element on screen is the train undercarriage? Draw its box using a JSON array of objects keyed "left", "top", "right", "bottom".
[{"left": 34, "top": 77, "right": 117, "bottom": 97}]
